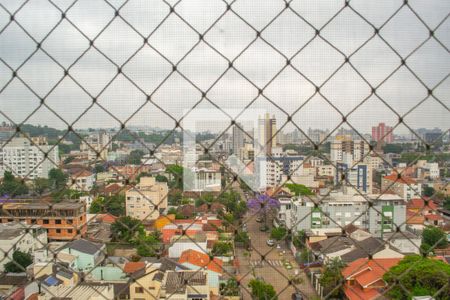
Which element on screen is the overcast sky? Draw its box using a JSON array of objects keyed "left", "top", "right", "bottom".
[{"left": 0, "top": 0, "right": 448, "bottom": 136}]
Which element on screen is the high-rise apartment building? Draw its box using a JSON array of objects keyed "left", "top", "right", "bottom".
[
  {"left": 232, "top": 123, "right": 245, "bottom": 159},
  {"left": 1, "top": 136, "right": 59, "bottom": 179},
  {"left": 126, "top": 177, "right": 168, "bottom": 222},
  {"left": 330, "top": 137, "right": 370, "bottom": 163},
  {"left": 372, "top": 123, "right": 394, "bottom": 143},
  {"left": 257, "top": 113, "right": 277, "bottom": 155},
  {"left": 80, "top": 130, "right": 112, "bottom": 161}
]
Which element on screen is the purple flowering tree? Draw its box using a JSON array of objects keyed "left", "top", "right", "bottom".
[{"left": 247, "top": 194, "right": 280, "bottom": 228}]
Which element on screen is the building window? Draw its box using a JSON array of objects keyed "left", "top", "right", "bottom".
[
  {"left": 68, "top": 229, "right": 73, "bottom": 234},
  {"left": 55, "top": 219, "right": 61, "bottom": 224},
  {"left": 56, "top": 229, "right": 61, "bottom": 234},
  {"left": 135, "top": 287, "right": 144, "bottom": 293},
  {"left": 43, "top": 219, "right": 49, "bottom": 224}
]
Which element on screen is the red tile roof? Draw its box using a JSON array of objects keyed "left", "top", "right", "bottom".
[
  {"left": 383, "top": 174, "right": 417, "bottom": 185},
  {"left": 342, "top": 258, "right": 401, "bottom": 300},
  {"left": 425, "top": 214, "right": 443, "bottom": 221},
  {"left": 408, "top": 198, "right": 438, "bottom": 211},
  {"left": 178, "top": 249, "right": 223, "bottom": 274},
  {"left": 123, "top": 262, "right": 145, "bottom": 274}
]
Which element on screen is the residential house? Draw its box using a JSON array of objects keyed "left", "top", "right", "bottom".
[
  {"left": 0, "top": 222, "right": 48, "bottom": 271},
  {"left": 160, "top": 270, "right": 210, "bottom": 300},
  {"left": 37, "top": 283, "right": 115, "bottom": 299},
  {"left": 342, "top": 258, "right": 401, "bottom": 300},
  {"left": 178, "top": 249, "right": 224, "bottom": 295},
  {"left": 59, "top": 239, "right": 106, "bottom": 272},
  {"left": 129, "top": 258, "right": 189, "bottom": 300},
  {"left": 69, "top": 170, "right": 95, "bottom": 192},
  {"left": 382, "top": 173, "right": 422, "bottom": 201}
]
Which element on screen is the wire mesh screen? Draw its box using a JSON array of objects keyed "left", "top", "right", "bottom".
[{"left": 0, "top": 0, "right": 449, "bottom": 299}]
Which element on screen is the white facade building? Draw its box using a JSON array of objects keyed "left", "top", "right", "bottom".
[
  {"left": 1, "top": 137, "right": 59, "bottom": 179},
  {"left": 0, "top": 222, "right": 48, "bottom": 271}
]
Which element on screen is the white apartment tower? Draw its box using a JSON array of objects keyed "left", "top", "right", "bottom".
[{"left": 1, "top": 136, "right": 59, "bottom": 179}]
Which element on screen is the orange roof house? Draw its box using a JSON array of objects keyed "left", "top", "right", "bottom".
[
  {"left": 178, "top": 249, "right": 223, "bottom": 274},
  {"left": 383, "top": 173, "right": 417, "bottom": 185},
  {"left": 123, "top": 262, "right": 145, "bottom": 274},
  {"left": 342, "top": 258, "right": 401, "bottom": 300}
]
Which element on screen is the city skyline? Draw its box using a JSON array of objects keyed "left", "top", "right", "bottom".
[{"left": 0, "top": 1, "right": 448, "bottom": 134}]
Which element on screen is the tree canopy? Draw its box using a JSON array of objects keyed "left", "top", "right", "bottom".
[
  {"left": 90, "top": 194, "right": 125, "bottom": 216},
  {"left": 0, "top": 171, "right": 28, "bottom": 196},
  {"left": 421, "top": 226, "right": 448, "bottom": 253},
  {"left": 270, "top": 226, "right": 287, "bottom": 241},
  {"left": 320, "top": 258, "right": 345, "bottom": 298},
  {"left": 4, "top": 251, "right": 33, "bottom": 273},
  {"left": 284, "top": 183, "right": 314, "bottom": 196},
  {"left": 248, "top": 278, "right": 277, "bottom": 300},
  {"left": 384, "top": 255, "right": 450, "bottom": 300}
]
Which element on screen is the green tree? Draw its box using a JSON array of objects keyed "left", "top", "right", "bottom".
[
  {"left": 127, "top": 149, "right": 145, "bottom": 165},
  {"left": 270, "top": 226, "right": 287, "bottom": 241},
  {"left": 293, "top": 230, "right": 307, "bottom": 249},
  {"left": 211, "top": 242, "right": 233, "bottom": 256},
  {"left": 167, "top": 207, "right": 185, "bottom": 219},
  {"left": 0, "top": 171, "right": 28, "bottom": 196},
  {"left": 284, "top": 183, "right": 314, "bottom": 196},
  {"left": 48, "top": 168, "right": 68, "bottom": 189},
  {"left": 111, "top": 216, "right": 145, "bottom": 243},
  {"left": 421, "top": 226, "right": 448, "bottom": 252},
  {"left": 423, "top": 186, "right": 435, "bottom": 197},
  {"left": 89, "top": 194, "right": 125, "bottom": 216},
  {"left": 320, "top": 258, "right": 346, "bottom": 298},
  {"left": 384, "top": 255, "right": 450, "bottom": 300},
  {"left": 4, "top": 250, "right": 33, "bottom": 273},
  {"left": 220, "top": 278, "right": 240, "bottom": 296},
  {"left": 444, "top": 197, "right": 450, "bottom": 210},
  {"left": 248, "top": 278, "right": 277, "bottom": 300},
  {"left": 32, "top": 178, "right": 49, "bottom": 195},
  {"left": 135, "top": 231, "right": 161, "bottom": 257},
  {"left": 155, "top": 174, "right": 168, "bottom": 182},
  {"left": 166, "top": 164, "right": 184, "bottom": 189}
]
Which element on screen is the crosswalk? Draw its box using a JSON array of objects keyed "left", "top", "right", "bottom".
[{"left": 249, "top": 260, "right": 285, "bottom": 267}]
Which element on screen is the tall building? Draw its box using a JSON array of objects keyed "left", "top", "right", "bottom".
[
  {"left": 257, "top": 113, "right": 277, "bottom": 155},
  {"left": 336, "top": 162, "right": 372, "bottom": 194},
  {"left": 80, "top": 130, "right": 112, "bottom": 161},
  {"left": 255, "top": 148, "right": 304, "bottom": 189},
  {"left": 372, "top": 123, "right": 394, "bottom": 143},
  {"left": 232, "top": 123, "right": 245, "bottom": 159},
  {"left": 126, "top": 177, "right": 168, "bottom": 222},
  {"left": 330, "top": 137, "right": 370, "bottom": 163},
  {"left": 1, "top": 136, "right": 59, "bottom": 179}
]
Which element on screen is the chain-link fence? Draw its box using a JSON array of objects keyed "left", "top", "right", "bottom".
[{"left": 0, "top": 0, "right": 449, "bottom": 299}]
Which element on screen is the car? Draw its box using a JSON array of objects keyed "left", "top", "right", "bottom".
[
  {"left": 255, "top": 216, "right": 263, "bottom": 223},
  {"left": 266, "top": 239, "right": 275, "bottom": 246},
  {"left": 291, "top": 292, "right": 304, "bottom": 300},
  {"left": 259, "top": 225, "right": 269, "bottom": 232}
]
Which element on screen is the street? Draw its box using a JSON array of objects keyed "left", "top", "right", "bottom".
[{"left": 235, "top": 211, "right": 318, "bottom": 300}]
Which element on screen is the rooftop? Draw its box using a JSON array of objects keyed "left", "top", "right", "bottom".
[
  {"left": 164, "top": 271, "right": 207, "bottom": 294},
  {"left": 62, "top": 239, "right": 104, "bottom": 255},
  {"left": 178, "top": 249, "right": 223, "bottom": 274}
]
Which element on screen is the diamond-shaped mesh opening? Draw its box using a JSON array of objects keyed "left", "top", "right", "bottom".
[{"left": 0, "top": 0, "right": 449, "bottom": 299}]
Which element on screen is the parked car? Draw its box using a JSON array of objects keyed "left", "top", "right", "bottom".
[
  {"left": 291, "top": 292, "right": 304, "bottom": 300},
  {"left": 266, "top": 239, "right": 275, "bottom": 246},
  {"left": 259, "top": 225, "right": 269, "bottom": 232},
  {"left": 255, "top": 216, "right": 263, "bottom": 223}
]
